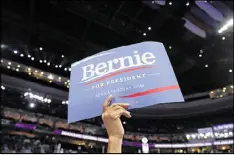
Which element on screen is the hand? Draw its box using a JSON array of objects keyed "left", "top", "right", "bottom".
[
  {"left": 102, "top": 95, "right": 131, "bottom": 153},
  {"left": 102, "top": 95, "right": 131, "bottom": 139}
]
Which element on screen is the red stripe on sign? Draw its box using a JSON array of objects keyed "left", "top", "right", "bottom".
[
  {"left": 85, "top": 65, "right": 155, "bottom": 85},
  {"left": 119, "top": 85, "right": 180, "bottom": 98}
]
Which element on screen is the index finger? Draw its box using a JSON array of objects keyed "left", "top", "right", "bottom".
[{"left": 103, "top": 95, "right": 112, "bottom": 112}]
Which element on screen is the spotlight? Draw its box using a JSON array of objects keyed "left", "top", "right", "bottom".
[
  {"left": 148, "top": 27, "right": 151, "bottom": 30},
  {"left": 47, "top": 62, "right": 50, "bottom": 66},
  {"left": 1, "top": 85, "right": 5, "bottom": 90},
  {"left": 7, "top": 66, "right": 10, "bottom": 69},
  {"left": 48, "top": 99, "right": 51, "bottom": 103},
  {"left": 16, "top": 68, "right": 19, "bottom": 72},
  {"left": 39, "top": 60, "right": 42, "bottom": 63},
  {"left": 29, "top": 103, "right": 35, "bottom": 108},
  {"left": 64, "top": 68, "right": 67, "bottom": 71},
  {"left": 143, "top": 33, "right": 146, "bottom": 36},
  {"left": 169, "top": 2, "right": 172, "bottom": 5},
  {"left": 199, "top": 54, "right": 202, "bottom": 57},
  {"left": 62, "top": 101, "right": 65, "bottom": 104},
  {"left": 200, "top": 50, "right": 203, "bottom": 53},
  {"left": 8, "top": 62, "right": 11, "bottom": 65},
  {"left": 123, "top": 121, "right": 126, "bottom": 124},
  {"left": 205, "top": 64, "right": 208, "bottom": 67},
  {"left": 186, "top": 2, "right": 189, "bottom": 6},
  {"left": 169, "top": 46, "right": 172, "bottom": 49},
  {"left": 69, "top": 68, "right": 71, "bottom": 71},
  {"left": 39, "top": 47, "right": 43, "bottom": 51},
  {"left": 24, "top": 92, "right": 29, "bottom": 96},
  {"left": 28, "top": 55, "right": 31, "bottom": 58},
  {"left": 59, "top": 65, "right": 62, "bottom": 68},
  {"left": 31, "top": 57, "right": 35, "bottom": 61},
  {"left": 14, "top": 50, "right": 18, "bottom": 54},
  {"left": 222, "top": 37, "right": 225, "bottom": 40},
  {"left": 0, "top": 60, "right": 3, "bottom": 63},
  {"left": 48, "top": 74, "right": 54, "bottom": 80},
  {"left": 61, "top": 55, "right": 64, "bottom": 58},
  {"left": 229, "top": 69, "right": 232, "bottom": 73},
  {"left": 20, "top": 54, "right": 24, "bottom": 57},
  {"left": 55, "top": 65, "right": 58, "bottom": 68},
  {"left": 44, "top": 60, "right": 47, "bottom": 63}
]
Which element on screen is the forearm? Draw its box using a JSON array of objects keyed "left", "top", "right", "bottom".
[{"left": 107, "top": 136, "right": 123, "bottom": 153}]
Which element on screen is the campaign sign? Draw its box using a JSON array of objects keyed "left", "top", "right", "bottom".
[{"left": 68, "top": 41, "right": 184, "bottom": 123}]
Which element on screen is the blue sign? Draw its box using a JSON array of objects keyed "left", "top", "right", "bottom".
[{"left": 68, "top": 41, "right": 184, "bottom": 123}]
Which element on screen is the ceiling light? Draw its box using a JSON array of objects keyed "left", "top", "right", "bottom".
[
  {"left": 17, "top": 64, "right": 20, "bottom": 67},
  {"left": 41, "top": 72, "right": 44, "bottom": 75},
  {"left": 199, "top": 54, "right": 202, "bottom": 57},
  {"left": 186, "top": 2, "right": 189, "bottom": 6},
  {"left": 39, "top": 60, "right": 42, "bottom": 63},
  {"left": 143, "top": 33, "right": 146, "bottom": 36},
  {"left": 1, "top": 85, "right": 5, "bottom": 90},
  {"left": 48, "top": 74, "right": 54, "bottom": 80},
  {"left": 28, "top": 55, "right": 31, "bottom": 58},
  {"left": 39, "top": 47, "right": 43, "bottom": 51},
  {"left": 69, "top": 68, "right": 71, "bottom": 71},
  {"left": 16, "top": 68, "right": 19, "bottom": 72},
  {"left": 58, "top": 77, "right": 61, "bottom": 80},
  {"left": 169, "top": 46, "right": 172, "bottom": 49},
  {"left": 47, "top": 62, "right": 50, "bottom": 66},
  {"left": 218, "top": 19, "right": 233, "bottom": 33},
  {"left": 59, "top": 65, "right": 62, "bottom": 68},
  {"left": 44, "top": 60, "right": 47, "bottom": 63},
  {"left": 229, "top": 69, "right": 232, "bottom": 73},
  {"left": 55, "top": 65, "right": 58, "bottom": 68},
  {"left": 66, "top": 101, "right": 68, "bottom": 104},
  {"left": 48, "top": 99, "right": 51, "bottom": 103},
  {"left": 8, "top": 62, "right": 11, "bottom": 65},
  {"left": 0, "top": 60, "right": 3, "bottom": 63},
  {"left": 28, "top": 68, "right": 31, "bottom": 71},
  {"left": 205, "top": 64, "right": 208, "bottom": 67},
  {"left": 64, "top": 68, "right": 67, "bottom": 71},
  {"left": 222, "top": 37, "right": 225, "bottom": 40},
  {"left": 20, "top": 54, "right": 24, "bottom": 57},
  {"left": 1, "top": 44, "right": 6, "bottom": 48},
  {"left": 62, "top": 101, "right": 65, "bottom": 104},
  {"left": 31, "top": 57, "right": 34, "bottom": 61},
  {"left": 61, "top": 55, "right": 64, "bottom": 58},
  {"left": 29, "top": 103, "right": 35, "bottom": 108},
  {"left": 7, "top": 66, "right": 10, "bottom": 69},
  {"left": 14, "top": 50, "right": 18, "bottom": 54},
  {"left": 169, "top": 2, "right": 172, "bottom": 5},
  {"left": 148, "top": 27, "right": 151, "bottom": 30}
]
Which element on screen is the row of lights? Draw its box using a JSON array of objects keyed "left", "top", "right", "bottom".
[
  {"left": 1, "top": 60, "right": 70, "bottom": 89},
  {"left": 24, "top": 92, "right": 52, "bottom": 103},
  {"left": 2, "top": 44, "right": 71, "bottom": 72},
  {"left": 209, "top": 85, "right": 233, "bottom": 99},
  {"left": 62, "top": 101, "right": 69, "bottom": 105}
]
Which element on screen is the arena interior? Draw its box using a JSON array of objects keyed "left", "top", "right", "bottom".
[{"left": 1, "top": 0, "right": 233, "bottom": 153}]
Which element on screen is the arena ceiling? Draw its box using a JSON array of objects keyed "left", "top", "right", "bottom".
[{"left": 2, "top": 0, "right": 233, "bottom": 95}]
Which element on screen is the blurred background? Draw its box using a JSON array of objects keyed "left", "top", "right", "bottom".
[{"left": 1, "top": 0, "right": 233, "bottom": 153}]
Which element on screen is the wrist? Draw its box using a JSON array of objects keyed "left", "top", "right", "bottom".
[{"left": 108, "top": 136, "right": 123, "bottom": 153}]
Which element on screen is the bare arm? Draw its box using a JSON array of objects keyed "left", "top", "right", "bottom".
[{"left": 102, "top": 95, "right": 131, "bottom": 153}]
